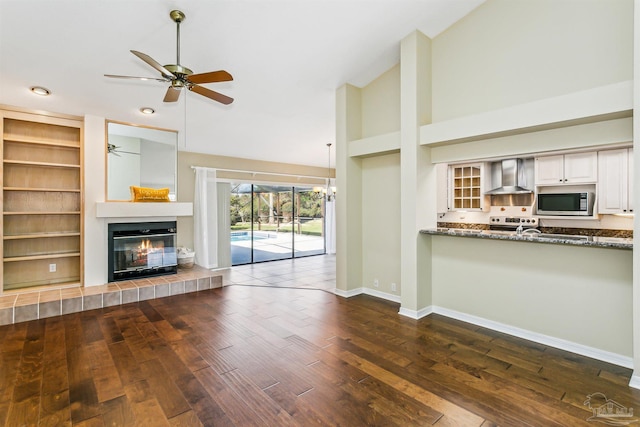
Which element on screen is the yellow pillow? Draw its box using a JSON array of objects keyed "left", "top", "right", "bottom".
[{"left": 130, "top": 186, "right": 170, "bottom": 202}]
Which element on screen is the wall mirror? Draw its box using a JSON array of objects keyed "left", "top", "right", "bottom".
[{"left": 106, "top": 121, "right": 178, "bottom": 201}]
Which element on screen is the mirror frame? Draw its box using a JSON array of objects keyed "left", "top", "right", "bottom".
[{"left": 105, "top": 120, "right": 178, "bottom": 201}]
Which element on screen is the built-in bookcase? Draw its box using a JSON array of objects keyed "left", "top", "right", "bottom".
[{"left": 1, "top": 108, "right": 83, "bottom": 291}]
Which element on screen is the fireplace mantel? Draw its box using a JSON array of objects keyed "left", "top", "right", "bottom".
[{"left": 96, "top": 202, "right": 193, "bottom": 218}]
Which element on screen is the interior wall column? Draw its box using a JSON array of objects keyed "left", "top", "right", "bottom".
[
  {"left": 335, "top": 84, "right": 363, "bottom": 294},
  {"left": 630, "top": 0, "right": 640, "bottom": 390},
  {"left": 399, "top": 30, "right": 436, "bottom": 317},
  {"left": 83, "top": 115, "right": 108, "bottom": 286}
]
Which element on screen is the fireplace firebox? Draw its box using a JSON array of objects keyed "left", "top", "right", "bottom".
[{"left": 108, "top": 221, "right": 178, "bottom": 282}]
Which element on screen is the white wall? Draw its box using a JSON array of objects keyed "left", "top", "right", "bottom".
[
  {"left": 432, "top": 236, "right": 633, "bottom": 359},
  {"left": 361, "top": 64, "right": 400, "bottom": 138},
  {"left": 83, "top": 115, "right": 108, "bottom": 286},
  {"left": 361, "top": 153, "right": 401, "bottom": 296},
  {"left": 431, "top": 0, "right": 634, "bottom": 121}
]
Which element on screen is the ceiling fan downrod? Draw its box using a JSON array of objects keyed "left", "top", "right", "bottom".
[{"left": 170, "top": 10, "right": 185, "bottom": 67}]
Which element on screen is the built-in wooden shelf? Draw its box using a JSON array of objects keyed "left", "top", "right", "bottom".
[
  {"left": 2, "top": 136, "right": 81, "bottom": 148},
  {"left": 1, "top": 108, "right": 83, "bottom": 292},
  {"left": 3, "top": 211, "right": 81, "bottom": 215},
  {"left": 4, "top": 253, "right": 81, "bottom": 262},
  {"left": 4, "top": 232, "right": 81, "bottom": 240},
  {"left": 3, "top": 159, "right": 81, "bottom": 168},
  {"left": 4, "top": 187, "right": 82, "bottom": 192}
]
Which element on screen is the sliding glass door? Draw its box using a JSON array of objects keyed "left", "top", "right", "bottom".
[
  {"left": 230, "top": 183, "right": 325, "bottom": 265},
  {"left": 293, "top": 187, "right": 325, "bottom": 258}
]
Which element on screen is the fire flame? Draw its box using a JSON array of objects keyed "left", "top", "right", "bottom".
[{"left": 138, "top": 239, "right": 164, "bottom": 252}]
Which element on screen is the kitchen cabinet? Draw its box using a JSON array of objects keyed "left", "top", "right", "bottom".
[
  {"left": 1, "top": 108, "right": 83, "bottom": 291},
  {"left": 598, "top": 148, "right": 633, "bottom": 214},
  {"left": 448, "top": 163, "right": 486, "bottom": 211},
  {"left": 535, "top": 152, "right": 597, "bottom": 185}
]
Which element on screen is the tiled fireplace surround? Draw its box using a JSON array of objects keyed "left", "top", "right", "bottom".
[{"left": 0, "top": 266, "right": 223, "bottom": 326}]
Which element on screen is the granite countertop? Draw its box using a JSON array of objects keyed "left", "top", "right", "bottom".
[{"left": 420, "top": 228, "right": 633, "bottom": 250}]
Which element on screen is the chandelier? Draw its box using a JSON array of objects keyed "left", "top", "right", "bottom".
[{"left": 313, "top": 143, "right": 336, "bottom": 201}]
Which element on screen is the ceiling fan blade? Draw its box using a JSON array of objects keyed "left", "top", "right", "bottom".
[
  {"left": 188, "top": 70, "right": 233, "bottom": 84},
  {"left": 130, "top": 50, "right": 176, "bottom": 79},
  {"left": 104, "top": 74, "right": 169, "bottom": 82},
  {"left": 163, "top": 86, "right": 181, "bottom": 102},
  {"left": 189, "top": 84, "right": 233, "bottom": 105}
]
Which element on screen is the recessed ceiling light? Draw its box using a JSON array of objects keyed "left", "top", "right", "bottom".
[
  {"left": 30, "top": 86, "right": 50, "bottom": 96},
  {"left": 139, "top": 107, "right": 155, "bottom": 115}
]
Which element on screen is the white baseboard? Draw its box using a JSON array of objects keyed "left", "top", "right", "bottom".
[
  {"left": 433, "top": 306, "right": 634, "bottom": 369},
  {"left": 333, "top": 287, "right": 363, "bottom": 298},
  {"left": 629, "top": 373, "right": 640, "bottom": 390},
  {"left": 333, "top": 286, "right": 401, "bottom": 303},
  {"left": 362, "top": 288, "right": 401, "bottom": 303},
  {"left": 399, "top": 305, "right": 433, "bottom": 320}
]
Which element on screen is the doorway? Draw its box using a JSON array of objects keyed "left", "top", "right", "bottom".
[{"left": 229, "top": 183, "right": 325, "bottom": 265}]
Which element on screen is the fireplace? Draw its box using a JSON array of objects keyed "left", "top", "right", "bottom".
[{"left": 108, "top": 221, "right": 178, "bottom": 282}]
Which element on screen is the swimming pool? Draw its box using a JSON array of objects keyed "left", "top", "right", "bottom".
[{"left": 230, "top": 231, "right": 272, "bottom": 242}]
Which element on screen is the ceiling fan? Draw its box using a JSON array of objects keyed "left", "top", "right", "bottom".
[
  {"left": 107, "top": 143, "right": 140, "bottom": 156},
  {"left": 105, "top": 10, "right": 233, "bottom": 105}
]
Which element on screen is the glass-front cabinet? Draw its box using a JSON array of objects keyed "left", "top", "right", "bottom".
[{"left": 449, "top": 163, "right": 485, "bottom": 211}]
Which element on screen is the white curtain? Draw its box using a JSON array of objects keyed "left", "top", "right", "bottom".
[
  {"left": 193, "top": 167, "right": 218, "bottom": 268},
  {"left": 206, "top": 174, "right": 219, "bottom": 267},
  {"left": 325, "top": 199, "right": 336, "bottom": 254},
  {"left": 216, "top": 182, "right": 231, "bottom": 268}
]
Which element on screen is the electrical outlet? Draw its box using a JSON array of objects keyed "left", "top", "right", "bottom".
[
  {"left": 391, "top": 283, "right": 397, "bottom": 292},
  {"left": 373, "top": 279, "right": 379, "bottom": 288},
  {"left": 49, "top": 263, "right": 57, "bottom": 273}
]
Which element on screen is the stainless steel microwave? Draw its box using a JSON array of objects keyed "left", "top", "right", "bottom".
[{"left": 537, "top": 192, "right": 593, "bottom": 216}]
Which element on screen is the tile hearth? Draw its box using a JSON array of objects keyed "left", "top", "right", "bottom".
[{"left": 0, "top": 266, "right": 222, "bottom": 326}]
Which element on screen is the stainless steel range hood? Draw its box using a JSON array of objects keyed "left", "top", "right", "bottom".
[{"left": 485, "top": 158, "right": 533, "bottom": 195}]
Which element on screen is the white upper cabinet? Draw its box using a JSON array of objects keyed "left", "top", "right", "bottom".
[
  {"left": 535, "top": 152, "right": 597, "bottom": 185},
  {"left": 598, "top": 148, "right": 633, "bottom": 214}
]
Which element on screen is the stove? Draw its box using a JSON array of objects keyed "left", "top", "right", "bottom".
[{"left": 489, "top": 216, "right": 538, "bottom": 231}]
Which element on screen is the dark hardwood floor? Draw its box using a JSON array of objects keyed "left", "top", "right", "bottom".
[{"left": 1, "top": 280, "right": 639, "bottom": 426}]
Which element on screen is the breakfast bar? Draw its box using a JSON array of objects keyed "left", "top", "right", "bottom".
[{"left": 420, "top": 227, "right": 632, "bottom": 250}]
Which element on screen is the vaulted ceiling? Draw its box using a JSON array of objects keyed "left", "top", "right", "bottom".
[{"left": 0, "top": 0, "right": 484, "bottom": 167}]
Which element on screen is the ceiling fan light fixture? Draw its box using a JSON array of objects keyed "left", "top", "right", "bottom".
[
  {"left": 139, "top": 107, "right": 155, "bottom": 115},
  {"left": 30, "top": 86, "right": 50, "bottom": 96}
]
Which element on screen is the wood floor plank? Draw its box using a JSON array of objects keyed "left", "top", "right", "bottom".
[
  {"left": 39, "top": 318, "right": 71, "bottom": 426},
  {"left": 220, "top": 368, "right": 297, "bottom": 426},
  {"left": 139, "top": 358, "right": 191, "bottom": 419},
  {"left": 87, "top": 340, "right": 125, "bottom": 403},
  {"left": 5, "top": 395, "right": 40, "bottom": 427},
  {"left": 107, "top": 340, "right": 145, "bottom": 386},
  {"left": 262, "top": 383, "right": 329, "bottom": 426},
  {"left": 145, "top": 334, "right": 235, "bottom": 427},
  {"left": 324, "top": 342, "right": 486, "bottom": 426},
  {"left": 100, "top": 395, "right": 136, "bottom": 426},
  {"left": 97, "top": 311, "right": 124, "bottom": 344},
  {"left": 428, "top": 358, "right": 590, "bottom": 426},
  {"left": 194, "top": 366, "right": 266, "bottom": 426},
  {"left": 123, "top": 380, "right": 171, "bottom": 427},
  {"left": 1, "top": 259, "right": 639, "bottom": 426},
  {"left": 6, "top": 320, "right": 46, "bottom": 426},
  {"left": 65, "top": 314, "right": 102, "bottom": 424},
  {"left": 168, "top": 410, "right": 205, "bottom": 427}
]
